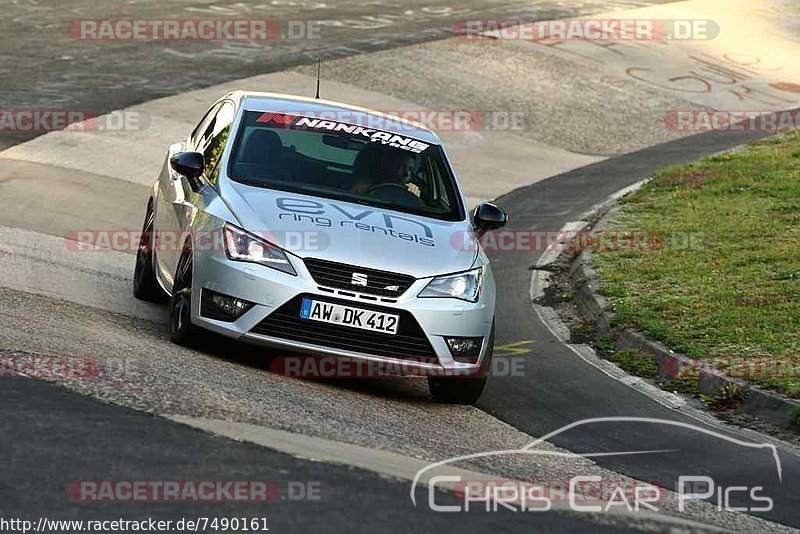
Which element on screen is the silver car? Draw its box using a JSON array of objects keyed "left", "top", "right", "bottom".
[{"left": 133, "top": 91, "right": 507, "bottom": 404}]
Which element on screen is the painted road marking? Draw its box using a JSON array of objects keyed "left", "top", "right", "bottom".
[{"left": 494, "top": 340, "right": 535, "bottom": 356}]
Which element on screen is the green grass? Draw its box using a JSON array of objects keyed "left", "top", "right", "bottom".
[
  {"left": 662, "top": 377, "right": 700, "bottom": 395},
  {"left": 593, "top": 131, "right": 800, "bottom": 397},
  {"left": 700, "top": 383, "right": 747, "bottom": 411},
  {"left": 790, "top": 406, "right": 800, "bottom": 428},
  {"left": 609, "top": 348, "right": 659, "bottom": 378}
]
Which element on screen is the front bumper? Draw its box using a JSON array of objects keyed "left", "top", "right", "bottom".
[{"left": 191, "top": 246, "right": 495, "bottom": 376}]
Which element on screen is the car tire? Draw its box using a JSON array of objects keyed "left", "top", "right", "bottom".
[
  {"left": 428, "top": 322, "right": 494, "bottom": 405},
  {"left": 169, "top": 246, "right": 200, "bottom": 346},
  {"left": 133, "top": 200, "right": 168, "bottom": 303}
]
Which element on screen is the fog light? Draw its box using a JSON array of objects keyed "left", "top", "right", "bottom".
[
  {"left": 445, "top": 336, "right": 483, "bottom": 364},
  {"left": 201, "top": 289, "right": 254, "bottom": 322}
]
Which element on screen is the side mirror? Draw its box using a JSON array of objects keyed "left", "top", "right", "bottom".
[
  {"left": 473, "top": 202, "right": 508, "bottom": 231},
  {"left": 169, "top": 151, "right": 204, "bottom": 181}
]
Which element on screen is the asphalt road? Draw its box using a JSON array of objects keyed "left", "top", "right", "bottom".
[
  {"left": 0, "top": 0, "right": 670, "bottom": 150},
  {"left": 0, "top": 1, "right": 684, "bottom": 532},
  {"left": 4, "top": 377, "right": 627, "bottom": 533},
  {"left": 482, "top": 123, "right": 800, "bottom": 527},
  {"left": 3, "top": 0, "right": 798, "bottom": 532}
]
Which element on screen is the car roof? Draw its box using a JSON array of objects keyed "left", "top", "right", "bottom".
[{"left": 228, "top": 91, "right": 442, "bottom": 144}]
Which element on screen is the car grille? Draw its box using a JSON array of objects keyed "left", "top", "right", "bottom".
[
  {"left": 303, "top": 258, "right": 416, "bottom": 297},
  {"left": 250, "top": 294, "right": 438, "bottom": 363}
]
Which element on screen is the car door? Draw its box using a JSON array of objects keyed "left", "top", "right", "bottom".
[{"left": 154, "top": 101, "right": 229, "bottom": 292}]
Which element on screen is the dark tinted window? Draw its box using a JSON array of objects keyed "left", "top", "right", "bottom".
[
  {"left": 227, "top": 111, "right": 464, "bottom": 221},
  {"left": 199, "top": 102, "right": 235, "bottom": 185},
  {"left": 191, "top": 102, "right": 221, "bottom": 149}
]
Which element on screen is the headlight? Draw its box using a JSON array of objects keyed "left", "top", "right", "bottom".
[
  {"left": 223, "top": 224, "right": 296, "bottom": 276},
  {"left": 418, "top": 267, "right": 483, "bottom": 302}
]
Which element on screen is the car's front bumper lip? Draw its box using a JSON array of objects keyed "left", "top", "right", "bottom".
[
  {"left": 190, "top": 249, "right": 495, "bottom": 375},
  {"left": 240, "top": 331, "right": 452, "bottom": 374}
]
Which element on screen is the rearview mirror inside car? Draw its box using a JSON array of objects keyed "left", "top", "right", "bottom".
[{"left": 322, "top": 134, "right": 366, "bottom": 151}]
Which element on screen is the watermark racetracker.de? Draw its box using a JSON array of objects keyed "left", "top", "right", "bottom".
[
  {"left": 254, "top": 109, "right": 527, "bottom": 132},
  {"left": 0, "top": 110, "right": 149, "bottom": 132},
  {"left": 67, "top": 480, "right": 321, "bottom": 502},
  {"left": 664, "top": 354, "right": 800, "bottom": 380},
  {"left": 270, "top": 355, "right": 525, "bottom": 378},
  {"left": 0, "top": 353, "right": 96, "bottom": 380},
  {"left": 63, "top": 228, "right": 329, "bottom": 254},
  {"left": 68, "top": 19, "right": 320, "bottom": 41},
  {"left": 0, "top": 351, "right": 159, "bottom": 398},
  {"left": 451, "top": 228, "right": 703, "bottom": 253},
  {"left": 453, "top": 18, "right": 720, "bottom": 42},
  {"left": 665, "top": 109, "right": 800, "bottom": 132}
]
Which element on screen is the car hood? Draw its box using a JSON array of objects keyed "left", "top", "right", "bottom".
[{"left": 221, "top": 181, "right": 478, "bottom": 279}]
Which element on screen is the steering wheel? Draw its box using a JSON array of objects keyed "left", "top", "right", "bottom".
[
  {"left": 367, "top": 183, "right": 411, "bottom": 195},
  {"left": 367, "top": 183, "right": 425, "bottom": 207}
]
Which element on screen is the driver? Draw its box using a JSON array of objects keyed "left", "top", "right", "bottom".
[
  {"left": 352, "top": 150, "right": 421, "bottom": 197},
  {"left": 386, "top": 154, "right": 415, "bottom": 187}
]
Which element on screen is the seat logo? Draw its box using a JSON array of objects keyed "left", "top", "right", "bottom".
[{"left": 351, "top": 273, "right": 368, "bottom": 286}]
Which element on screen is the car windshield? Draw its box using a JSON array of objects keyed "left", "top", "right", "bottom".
[{"left": 227, "top": 111, "right": 465, "bottom": 221}]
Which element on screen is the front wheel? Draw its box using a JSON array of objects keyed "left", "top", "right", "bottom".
[
  {"left": 133, "top": 201, "right": 168, "bottom": 302},
  {"left": 169, "top": 248, "right": 200, "bottom": 346},
  {"left": 428, "top": 322, "right": 494, "bottom": 405}
]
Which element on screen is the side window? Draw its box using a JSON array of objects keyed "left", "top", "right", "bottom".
[
  {"left": 191, "top": 103, "right": 222, "bottom": 149},
  {"left": 201, "top": 102, "right": 236, "bottom": 185},
  {"left": 421, "top": 154, "right": 452, "bottom": 211}
]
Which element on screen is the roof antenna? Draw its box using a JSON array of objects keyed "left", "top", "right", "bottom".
[{"left": 315, "top": 57, "right": 322, "bottom": 99}]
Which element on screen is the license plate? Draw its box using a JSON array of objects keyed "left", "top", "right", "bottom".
[{"left": 300, "top": 298, "right": 399, "bottom": 335}]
